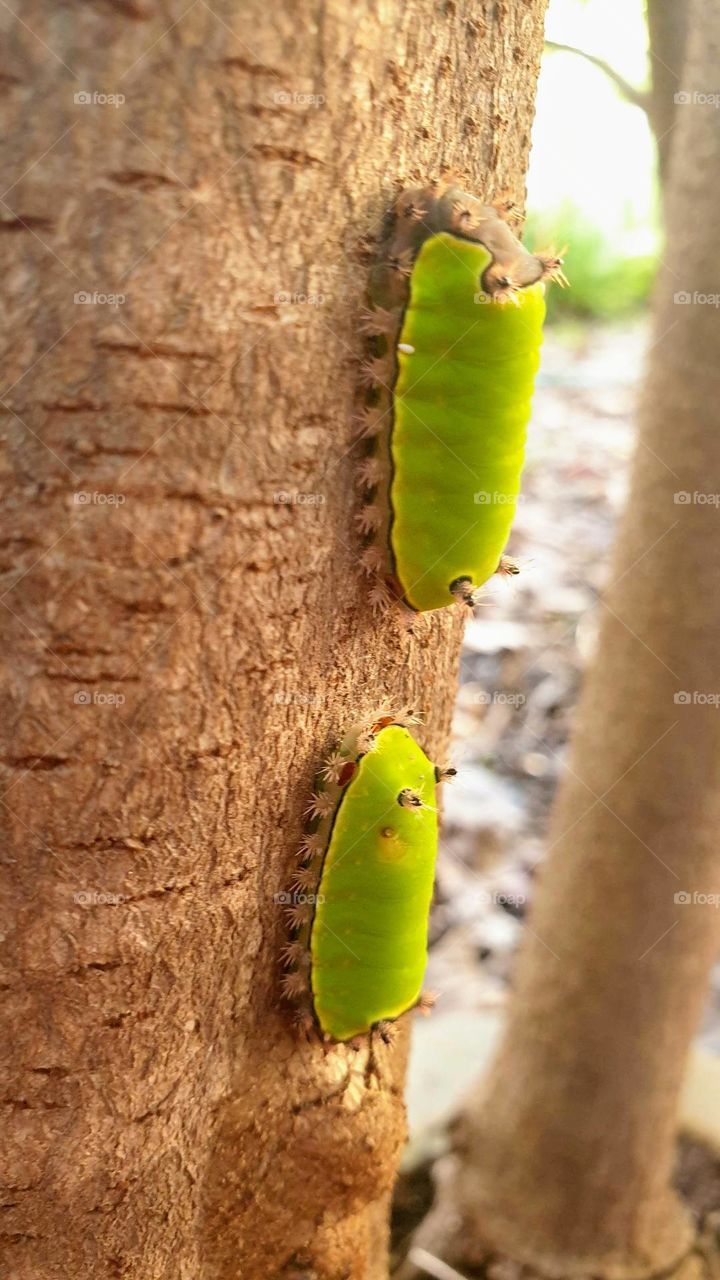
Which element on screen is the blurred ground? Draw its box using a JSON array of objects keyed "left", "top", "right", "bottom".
[{"left": 406, "top": 320, "right": 720, "bottom": 1169}]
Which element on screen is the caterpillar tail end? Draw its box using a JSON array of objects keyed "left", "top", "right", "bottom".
[
  {"left": 374, "top": 1019, "right": 398, "bottom": 1046},
  {"left": 450, "top": 576, "right": 479, "bottom": 609}
]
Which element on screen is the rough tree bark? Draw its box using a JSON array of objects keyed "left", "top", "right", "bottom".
[
  {"left": 0, "top": 3, "right": 547, "bottom": 1278},
  {"left": 409, "top": 1, "right": 720, "bottom": 1276}
]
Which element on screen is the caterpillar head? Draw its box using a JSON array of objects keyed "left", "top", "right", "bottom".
[{"left": 386, "top": 183, "right": 567, "bottom": 300}]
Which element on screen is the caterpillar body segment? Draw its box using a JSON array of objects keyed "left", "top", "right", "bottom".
[
  {"left": 281, "top": 711, "right": 449, "bottom": 1044},
  {"left": 357, "top": 182, "right": 560, "bottom": 614}
]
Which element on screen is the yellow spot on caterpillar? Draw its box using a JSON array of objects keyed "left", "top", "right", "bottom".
[{"left": 378, "top": 826, "right": 408, "bottom": 861}]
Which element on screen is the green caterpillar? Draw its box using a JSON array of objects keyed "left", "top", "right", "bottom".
[
  {"left": 281, "top": 710, "right": 455, "bottom": 1043},
  {"left": 357, "top": 182, "right": 564, "bottom": 613}
]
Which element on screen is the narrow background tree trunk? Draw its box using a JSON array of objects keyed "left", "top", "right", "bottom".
[
  {"left": 411, "top": 1, "right": 720, "bottom": 1275},
  {"left": 647, "top": 0, "right": 690, "bottom": 183},
  {"left": 0, "top": 3, "right": 547, "bottom": 1277}
]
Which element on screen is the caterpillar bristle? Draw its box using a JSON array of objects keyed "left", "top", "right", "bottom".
[
  {"left": 354, "top": 709, "right": 392, "bottom": 748},
  {"left": 358, "top": 305, "right": 399, "bottom": 337},
  {"left": 356, "top": 504, "right": 383, "bottom": 535},
  {"left": 359, "top": 546, "right": 385, "bottom": 576},
  {"left": 416, "top": 990, "right": 438, "bottom": 1016},
  {"left": 397, "top": 787, "right": 424, "bottom": 810},
  {"left": 366, "top": 705, "right": 395, "bottom": 724},
  {"left": 290, "top": 868, "right": 318, "bottom": 892},
  {"left": 494, "top": 282, "right": 520, "bottom": 306},
  {"left": 359, "top": 356, "right": 392, "bottom": 389},
  {"left": 358, "top": 406, "right": 385, "bottom": 438},
  {"left": 286, "top": 904, "right": 313, "bottom": 929},
  {"left": 401, "top": 201, "right": 428, "bottom": 223},
  {"left": 357, "top": 457, "right": 384, "bottom": 488},
  {"left": 281, "top": 971, "right": 310, "bottom": 999},
  {"left": 450, "top": 200, "right": 474, "bottom": 228},
  {"left": 299, "top": 833, "right": 323, "bottom": 858},
  {"left": 293, "top": 1010, "right": 316, "bottom": 1041},
  {"left": 281, "top": 940, "right": 307, "bottom": 966},
  {"left": 375, "top": 1019, "right": 398, "bottom": 1045},
  {"left": 387, "top": 249, "right": 414, "bottom": 277},
  {"left": 424, "top": 171, "right": 465, "bottom": 200},
  {"left": 305, "top": 792, "right": 334, "bottom": 820},
  {"left": 497, "top": 554, "right": 521, "bottom": 577},
  {"left": 355, "top": 727, "right": 379, "bottom": 755},
  {"left": 319, "top": 750, "right": 346, "bottom": 783},
  {"left": 356, "top": 455, "right": 384, "bottom": 483},
  {"left": 395, "top": 705, "right": 423, "bottom": 728},
  {"left": 355, "top": 233, "right": 378, "bottom": 263},
  {"left": 368, "top": 580, "right": 392, "bottom": 614},
  {"left": 434, "top": 765, "right": 457, "bottom": 784},
  {"left": 491, "top": 190, "right": 526, "bottom": 223},
  {"left": 536, "top": 245, "right": 569, "bottom": 287}
]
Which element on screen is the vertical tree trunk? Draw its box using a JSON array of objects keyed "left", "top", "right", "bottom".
[
  {"left": 0, "top": 4, "right": 547, "bottom": 1277},
  {"left": 647, "top": 0, "right": 690, "bottom": 184},
  {"left": 410, "top": 2, "right": 720, "bottom": 1276}
]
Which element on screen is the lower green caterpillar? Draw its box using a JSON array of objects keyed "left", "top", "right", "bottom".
[
  {"left": 357, "top": 181, "right": 565, "bottom": 614},
  {"left": 281, "top": 709, "right": 455, "bottom": 1043}
]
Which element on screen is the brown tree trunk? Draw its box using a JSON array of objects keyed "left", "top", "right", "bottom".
[
  {"left": 647, "top": 0, "right": 690, "bottom": 184},
  {"left": 408, "top": 2, "right": 720, "bottom": 1276},
  {"left": 0, "top": 4, "right": 547, "bottom": 1277}
]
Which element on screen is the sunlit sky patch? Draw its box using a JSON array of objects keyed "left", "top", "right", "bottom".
[{"left": 528, "top": 0, "right": 659, "bottom": 253}]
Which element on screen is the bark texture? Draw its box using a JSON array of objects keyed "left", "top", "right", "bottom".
[
  {"left": 408, "top": 2, "right": 720, "bottom": 1276},
  {"left": 0, "top": 3, "right": 547, "bottom": 1277},
  {"left": 647, "top": 0, "right": 690, "bottom": 182}
]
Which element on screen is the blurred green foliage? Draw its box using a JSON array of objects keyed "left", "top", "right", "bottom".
[{"left": 525, "top": 204, "right": 658, "bottom": 322}]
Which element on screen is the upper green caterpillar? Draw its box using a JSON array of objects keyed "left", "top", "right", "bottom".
[
  {"left": 358, "top": 183, "right": 563, "bottom": 614},
  {"left": 281, "top": 710, "right": 454, "bottom": 1043}
]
